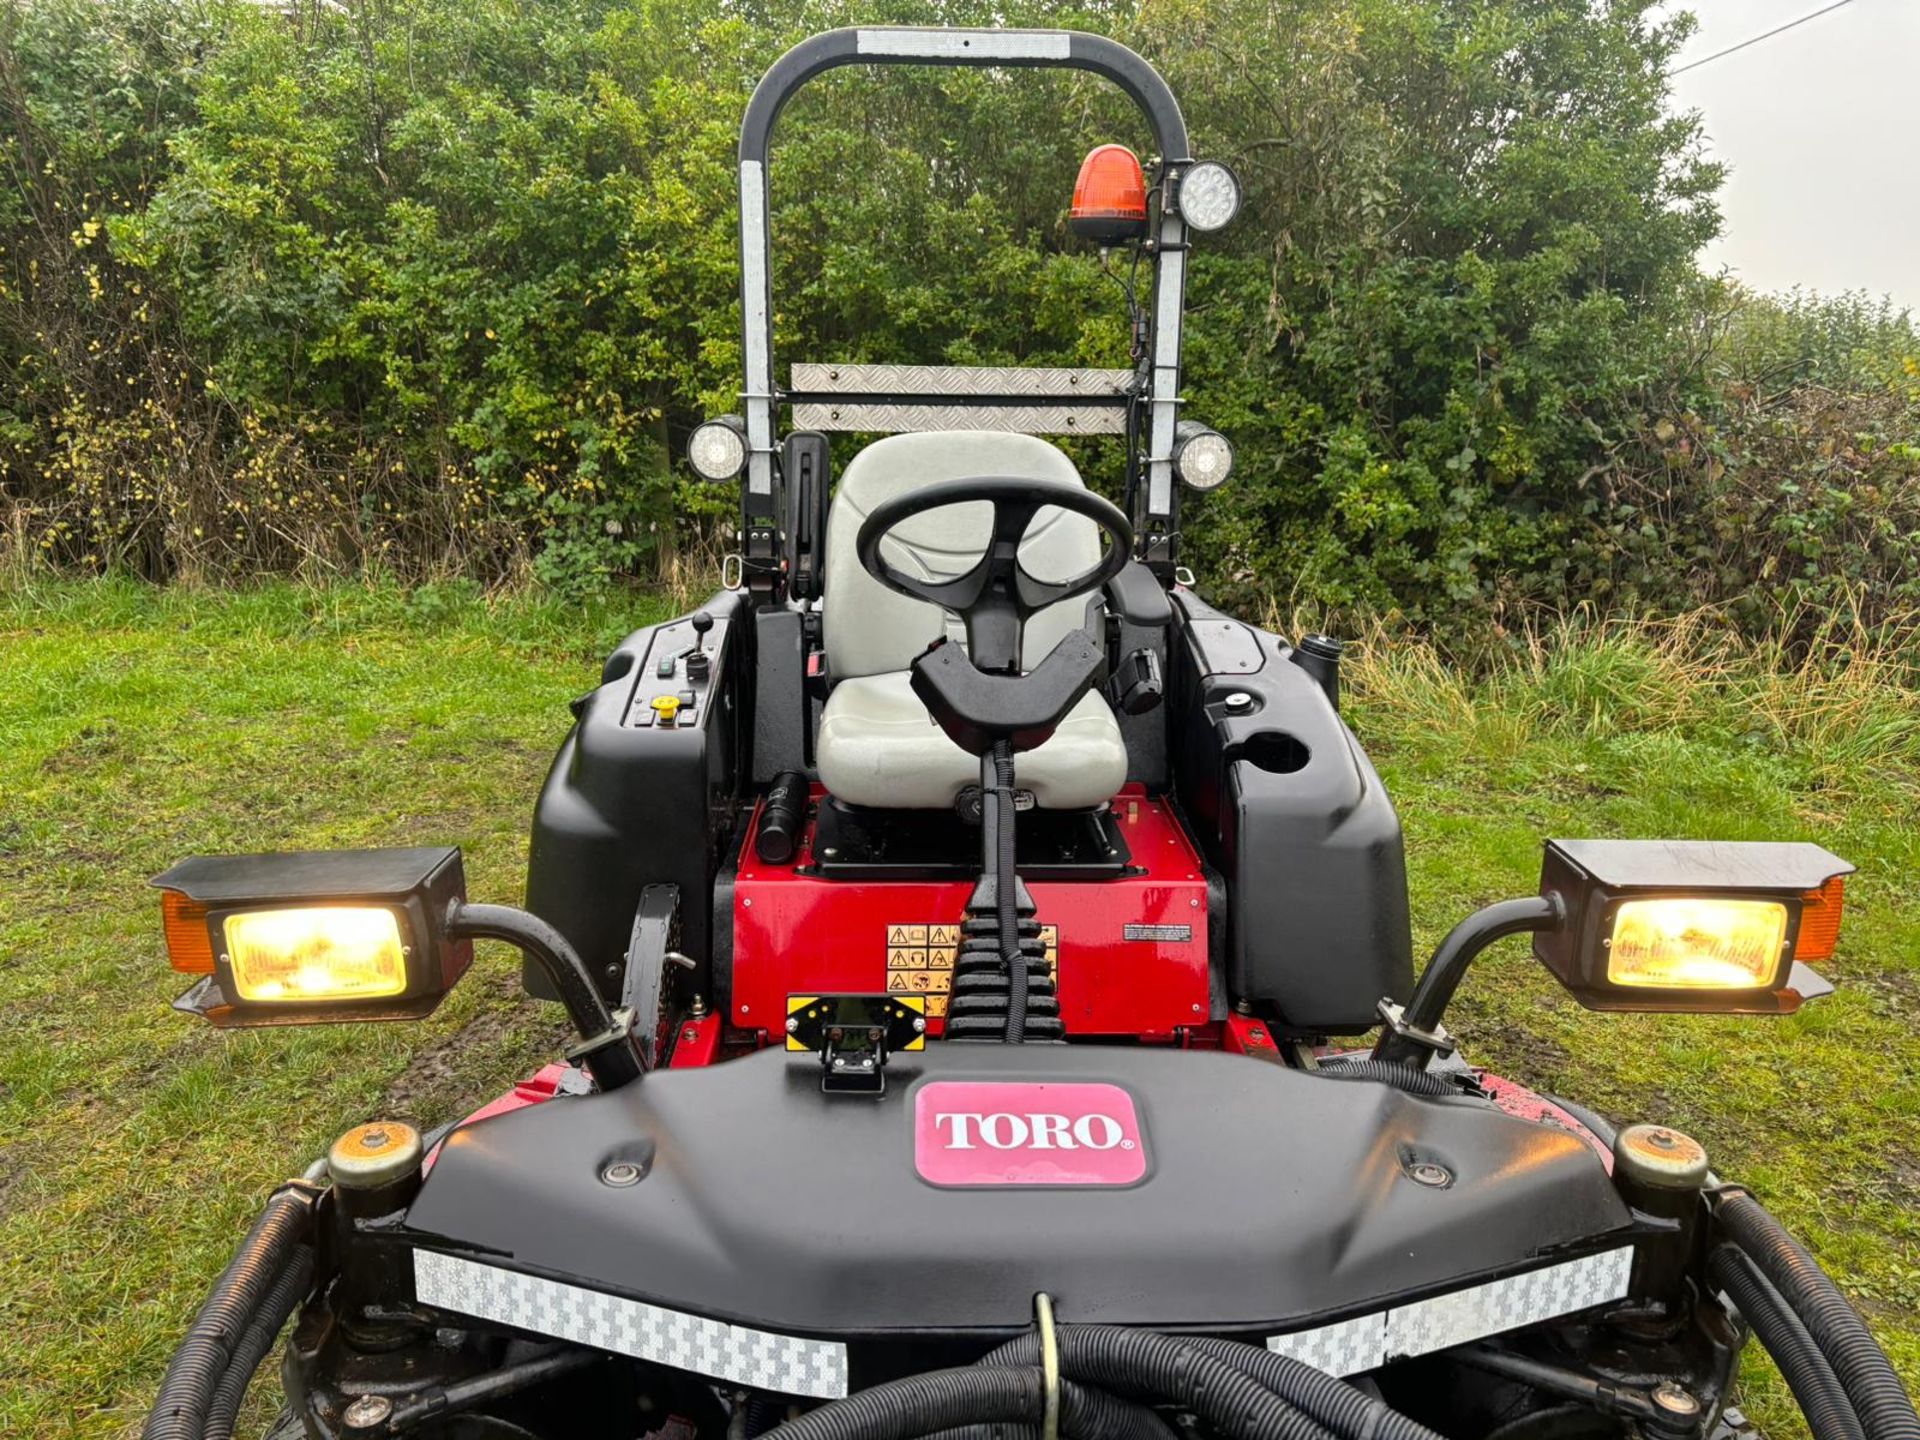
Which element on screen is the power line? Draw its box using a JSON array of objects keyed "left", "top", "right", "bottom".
[{"left": 1672, "top": 0, "right": 1858, "bottom": 75}]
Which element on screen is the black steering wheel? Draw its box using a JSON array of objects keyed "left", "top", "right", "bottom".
[{"left": 855, "top": 476, "right": 1132, "bottom": 674}]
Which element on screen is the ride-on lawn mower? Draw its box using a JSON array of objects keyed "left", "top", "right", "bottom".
[{"left": 143, "top": 28, "right": 1916, "bottom": 1440}]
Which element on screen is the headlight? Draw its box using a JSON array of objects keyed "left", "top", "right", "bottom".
[
  {"left": 1175, "top": 161, "right": 1241, "bottom": 233},
  {"left": 1173, "top": 421, "right": 1234, "bottom": 491},
  {"left": 688, "top": 416, "right": 748, "bottom": 481},
  {"left": 1533, "top": 839, "right": 1852, "bottom": 1013},
  {"left": 225, "top": 907, "right": 409, "bottom": 1001},
  {"left": 1605, "top": 897, "right": 1789, "bottom": 989},
  {"left": 154, "top": 848, "right": 471, "bottom": 1026}
]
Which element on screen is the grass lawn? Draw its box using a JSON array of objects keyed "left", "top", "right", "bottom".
[{"left": 1, "top": 579, "right": 1915, "bottom": 1438}]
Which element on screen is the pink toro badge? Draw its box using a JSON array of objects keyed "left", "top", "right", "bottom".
[{"left": 913, "top": 1081, "right": 1148, "bottom": 1186}]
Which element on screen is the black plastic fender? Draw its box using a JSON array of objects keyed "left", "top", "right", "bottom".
[{"left": 406, "top": 1045, "right": 1631, "bottom": 1336}]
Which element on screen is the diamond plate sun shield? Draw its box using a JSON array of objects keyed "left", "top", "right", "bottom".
[{"left": 788, "top": 363, "right": 1134, "bottom": 435}]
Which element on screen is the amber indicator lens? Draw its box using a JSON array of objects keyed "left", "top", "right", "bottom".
[
  {"left": 1795, "top": 875, "right": 1845, "bottom": 961},
  {"left": 161, "top": 890, "right": 215, "bottom": 974},
  {"left": 1606, "top": 897, "right": 1790, "bottom": 989},
  {"left": 224, "top": 906, "right": 408, "bottom": 1001}
]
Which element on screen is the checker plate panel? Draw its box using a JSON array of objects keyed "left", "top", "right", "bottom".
[{"left": 789, "top": 362, "right": 1133, "bottom": 434}]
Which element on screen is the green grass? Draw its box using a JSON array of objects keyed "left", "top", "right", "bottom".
[
  {"left": 1, "top": 581, "right": 1915, "bottom": 1437},
  {"left": 0, "top": 579, "right": 670, "bottom": 1436}
]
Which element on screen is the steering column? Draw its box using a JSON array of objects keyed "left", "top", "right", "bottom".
[{"left": 855, "top": 477, "right": 1131, "bottom": 1041}]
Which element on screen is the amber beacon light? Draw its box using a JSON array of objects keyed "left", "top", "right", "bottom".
[{"left": 1070, "top": 144, "right": 1149, "bottom": 244}]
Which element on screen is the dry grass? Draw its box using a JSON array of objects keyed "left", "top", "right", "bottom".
[{"left": 1335, "top": 599, "right": 1920, "bottom": 803}]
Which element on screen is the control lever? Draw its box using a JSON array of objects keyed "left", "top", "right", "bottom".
[{"left": 686, "top": 610, "right": 713, "bottom": 683}]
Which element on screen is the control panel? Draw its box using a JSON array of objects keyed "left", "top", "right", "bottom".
[{"left": 622, "top": 610, "right": 727, "bottom": 730}]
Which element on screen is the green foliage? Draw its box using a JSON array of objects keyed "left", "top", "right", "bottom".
[
  {"left": 1157, "top": 0, "right": 1724, "bottom": 618},
  {"left": 1576, "top": 286, "right": 1920, "bottom": 632},
  {"left": 2, "top": 0, "right": 1917, "bottom": 628}
]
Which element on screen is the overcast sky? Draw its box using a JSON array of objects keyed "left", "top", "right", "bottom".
[{"left": 1664, "top": 0, "right": 1919, "bottom": 311}]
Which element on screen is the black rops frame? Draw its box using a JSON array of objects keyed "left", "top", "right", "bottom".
[{"left": 734, "top": 28, "right": 1197, "bottom": 590}]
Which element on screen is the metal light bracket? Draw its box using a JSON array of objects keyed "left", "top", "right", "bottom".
[{"left": 785, "top": 994, "right": 927, "bottom": 1094}]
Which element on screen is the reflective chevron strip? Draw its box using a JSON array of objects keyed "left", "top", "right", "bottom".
[
  {"left": 414, "top": 1250, "right": 849, "bottom": 1399},
  {"left": 416, "top": 1243, "right": 1629, "bottom": 1395},
  {"left": 1268, "top": 1247, "right": 1634, "bottom": 1376}
]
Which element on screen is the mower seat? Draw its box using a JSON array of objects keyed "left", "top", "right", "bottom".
[{"left": 816, "top": 431, "right": 1127, "bottom": 810}]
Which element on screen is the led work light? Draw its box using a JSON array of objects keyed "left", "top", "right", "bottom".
[
  {"left": 1172, "top": 421, "right": 1234, "bottom": 491},
  {"left": 688, "top": 416, "right": 748, "bottom": 482},
  {"left": 1174, "top": 160, "right": 1241, "bottom": 232}
]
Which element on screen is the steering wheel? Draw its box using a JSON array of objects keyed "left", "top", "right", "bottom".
[{"left": 855, "top": 476, "right": 1132, "bottom": 674}]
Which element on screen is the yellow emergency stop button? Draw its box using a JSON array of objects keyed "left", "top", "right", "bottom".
[{"left": 650, "top": 694, "right": 681, "bottom": 726}]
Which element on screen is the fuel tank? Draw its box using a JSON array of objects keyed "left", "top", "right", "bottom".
[{"left": 406, "top": 1045, "right": 1630, "bottom": 1336}]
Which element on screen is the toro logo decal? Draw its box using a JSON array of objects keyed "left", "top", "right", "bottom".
[{"left": 913, "top": 1081, "right": 1147, "bottom": 1187}]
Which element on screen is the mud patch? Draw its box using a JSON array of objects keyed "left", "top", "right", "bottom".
[
  {"left": 0, "top": 1148, "right": 22, "bottom": 1213},
  {"left": 381, "top": 989, "right": 570, "bottom": 1127},
  {"left": 1481, "top": 1024, "right": 1575, "bottom": 1081},
  {"left": 39, "top": 721, "right": 129, "bottom": 774},
  {"left": 1851, "top": 965, "right": 1920, "bottom": 1013}
]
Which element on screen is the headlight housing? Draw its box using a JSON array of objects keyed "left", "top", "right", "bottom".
[
  {"left": 1534, "top": 839, "right": 1851, "bottom": 1013},
  {"left": 1173, "top": 421, "right": 1234, "bottom": 492},
  {"left": 154, "top": 848, "right": 472, "bottom": 1026},
  {"left": 688, "top": 416, "right": 748, "bottom": 481}
]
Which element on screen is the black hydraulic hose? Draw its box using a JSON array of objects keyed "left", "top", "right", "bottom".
[
  {"left": 766, "top": 1366, "right": 1171, "bottom": 1440},
  {"left": 1715, "top": 1190, "right": 1920, "bottom": 1439},
  {"left": 979, "top": 1327, "right": 1337, "bottom": 1440},
  {"left": 994, "top": 742, "right": 1026, "bottom": 1043},
  {"left": 1175, "top": 1335, "right": 1448, "bottom": 1440},
  {"left": 1709, "top": 1246, "right": 1864, "bottom": 1440},
  {"left": 1048, "top": 1379, "right": 1175, "bottom": 1440},
  {"left": 144, "top": 1183, "right": 320, "bottom": 1440},
  {"left": 202, "top": 1243, "right": 315, "bottom": 1440},
  {"left": 1315, "top": 1059, "right": 1460, "bottom": 1099},
  {"left": 910, "top": 1371, "right": 1175, "bottom": 1440}
]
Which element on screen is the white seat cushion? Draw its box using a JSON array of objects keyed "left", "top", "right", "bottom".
[
  {"left": 813, "top": 430, "right": 1129, "bottom": 811},
  {"left": 817, "top": 672, "right": 1127, "bottom": 811},
  {"left": 823, "top": 431, "right": 1103, "bottom": 681}
]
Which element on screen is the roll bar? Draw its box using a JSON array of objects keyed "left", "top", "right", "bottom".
[
  {"left": 735, "top": 28, "right": 1196, "bottom": 583},
  {"left": 739, "top": 29, "right": 1191, "bottom": 166}
]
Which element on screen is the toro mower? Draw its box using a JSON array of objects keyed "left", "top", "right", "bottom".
[{"left": 143, "top": 28, "right": 1916, "bottom": 1440}]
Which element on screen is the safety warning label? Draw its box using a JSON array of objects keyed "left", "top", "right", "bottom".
[{"left": 884, "top": 921, "right": 1058, "bottom": 1014}]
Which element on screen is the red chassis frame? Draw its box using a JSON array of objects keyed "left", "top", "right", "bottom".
[{"left": 730, "top": 785, "right": 1211, "bottom": 1043}]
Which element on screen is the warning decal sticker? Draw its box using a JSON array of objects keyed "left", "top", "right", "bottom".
[{"left": 885, "top": 921, "right": 1058, "bottom": 1012}]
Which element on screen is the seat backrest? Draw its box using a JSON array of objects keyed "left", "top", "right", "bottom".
[{"left": 823, "top": 431, "right": 1102, "bottom": 680}]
